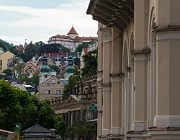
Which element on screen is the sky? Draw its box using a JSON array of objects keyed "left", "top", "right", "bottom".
[{"left": 0, "top": 0, "right": 98, "bottom": 45}]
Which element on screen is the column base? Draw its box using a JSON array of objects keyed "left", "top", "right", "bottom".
[
  {"left": 102, "top": 129, "right": 110, "bottom": 136},
  {"left": 148, "top": 127, "right": 180, "bottom": 140},
  {"left": 110, "top": 127, "right": 123, "bottom": 134},
  {"left": 154, "top": 115, "right": 180, "bottom": 127},
  {"left": 107, "top": 134, "right": 124, "bottom": 140},
  {"left": 133, "top": 121, "right": 147, "bottom": 131}
]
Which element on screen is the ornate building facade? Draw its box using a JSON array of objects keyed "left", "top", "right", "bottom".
[
  {"left": 48, "top": 26, "right": 98, "bottom": 52},
  {"left": 87, "top": 0, "right": 180, "bottom": 140},
  {"left": 52, "top": 76, "right": 97, "bottom": 127}
]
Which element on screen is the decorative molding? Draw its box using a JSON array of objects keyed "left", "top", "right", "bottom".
[
  {"left": 155, "top": 25, "right": 180, "bottom": 32},
  {"left": 125, "top": 66, "right": 131, "bottom": 71},
  {"left": 109, "top": 72, "right": 124, "bottom": 77},
  {"left": 131, "top": 47, "right": 151, "bottom": 55},
  {"left": 154, "top": 115, "right": 180, "bottom": 127},
  {"left": 102, "top": 82, "right": 112, "bottom": 87}
]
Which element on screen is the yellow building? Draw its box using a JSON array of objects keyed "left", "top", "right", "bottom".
[
  {"left": 38, "top": 75, "right": 68, "bottom": 100},
  {"left": 0, "top": 51, "right": 14, "bottom": 73},
  {"left": 87, "top": 0, "right": 180, "bottom": 140}
]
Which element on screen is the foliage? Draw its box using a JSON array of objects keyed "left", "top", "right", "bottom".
[
  {"left": 21, "top": 41, "right": 40, "bottom": 62},
  {"left": 73, "top": 57, "right": 80, "bottom": 68},
  {"left": 54, "top": 115, "right": 67, "bottom": 140},
  {"left": 82, "top": 49, "right": 97, "bottom": 77},
  {"left": 20, "top": 72, "right": 39, "bottom": 87},
  {"left": 13, "top": 57, "right": 25, "bottom": 79},
  {"left": 0, "top": 39, "right": 13, "bottom": 51},
  {"left": 50, "top": 65, "right": 60, "bottom": 75},
  {"left": 2, "top": 69, "right": 13, "bottom": 77},
  {"left": 65, "top": 120, "right": 97, "bottom": 140},
  {"left": 40, "top": 44, "right": 63, "bottom": 53},
  {"left": 75, "top": 42, "right": 89, "bottom": 52},
  {"left": 9, "top": 45, "right": 19, "bottom": 55},
  {"left": 63, "top": 69, "right": 80, "bottom": 97},
  {"left": 0, "top": 79, "right": 64, "bottom": 132},
  {"left": 61, "top": 45, "right": 70, "bottom": 53}
]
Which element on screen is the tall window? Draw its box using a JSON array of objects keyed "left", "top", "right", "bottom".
[
  {"left": 46, "top": 90, "right": 50, "bottom": 94},
  {"left": 56, "top": 90, "right": 62, "bottom": 94}
]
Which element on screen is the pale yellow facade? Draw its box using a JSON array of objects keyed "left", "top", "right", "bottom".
[
  {"left": 0, "top": 51, "right": 14, "bottom": 73},
  {"left": 38, "top": 75, "right": 66, "bottom": 100},
  {"left": 87, "top": 0, "right": 180, "bottom": 140}
]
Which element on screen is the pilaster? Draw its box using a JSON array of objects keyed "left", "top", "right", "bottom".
[
  {"left": 133, "top": 0, "right": 148, "bottom": 132},
  {"left": 101, "top": 27, "right": 112, "bottom": 137},
  {"left": 110, "top": 27, "right": 123, "bottom": 137}
]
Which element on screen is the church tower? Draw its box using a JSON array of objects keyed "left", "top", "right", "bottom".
[
  {"left": 39, "top": 52, "right": 51, "bottom": 84},
  {"left": 67, "top": 26, "right": 78, "bottom": 39}
]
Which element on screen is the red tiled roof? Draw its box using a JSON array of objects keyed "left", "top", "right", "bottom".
[
  {"left": 74, "top": 36, "right": 82, "bottom": 42},
  {"left": 67, "top": 27, "right": 78, "bottom": 35},
  {"left": 50, "top": 34, "right": 71, "bottom": 39},
  {"left": 16, "top": 45, "right": 23, "bottom": 54},
  {"left": 74, "top": 36, "right": 98, "bottom": 43}
]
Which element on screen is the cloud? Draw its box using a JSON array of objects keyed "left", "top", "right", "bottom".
[{"left": 0, "top": 0, "right": 97, "bottom": 45}]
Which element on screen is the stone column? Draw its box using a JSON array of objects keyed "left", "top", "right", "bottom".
[
  {"left": 68, "top": 112, "right": 71, "bottom": 127},
  {"left": 71, "top": 111, "right": 74, "bottom": 126},
  {"left": 65, "top": 113, "right": 68, "bottom": 125},
  {"left": 110, "top": 27, "right": 123, "bottom": 135},
  {"left": 75, "top": 110, "right": 79, "bottom": 121},
  {"left": 80, "top": 110, "right": 83, "bottom": 120},
  {"left": 133, "top": 0, "right": 149, "bottom": 132},
  {"left": 101, "top": 27, "right": 112, "bottom": 136},
  {"left": 153, "top": 0, "right": 180, "bottom": 132},
  {"left": 97, "top": 22, "right": 103, "bottom": 138}
]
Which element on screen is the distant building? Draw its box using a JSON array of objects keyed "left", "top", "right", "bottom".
[
  {"left": 64, "top": 55, "right": 75, "bottom": 80},
  {"left": 0, "top": 51, "right": 14, "bottom": 73},
  {"left": 52, "top": 76, "right": 97, "bottom": 127},
  {"left": 22, "top": 62, "right": 37, "bottom": 75},
  {"left": 39, "top": 52, "right": 56, "bottom": 84},
  {"left": 38, "top": 75, "right": 68, "bottom": 100},
  {"left": 48, "top": 26, "right": 98, "bottom": 52},
  {"left": 21, "top": 124, "right": 57, "bottom": 140}
]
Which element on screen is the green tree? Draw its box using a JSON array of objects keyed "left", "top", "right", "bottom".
[
  {"left": 2, "top": 69, "right": 13, "bottom": 77},
  {"left": 75, "top": 42, "right": 89, "bottom": 52},
  {"left": 0, "top": 79, "right": 60, "bottom": 131},
  {"left": 21, "top": 41, "right": 43, "bottom": 62},
  {"left": 14, "top": 57, "right": 24, "bottom": 79},
  {"left": 54, "top": 115, "right": 67, "bottom": 139},
  {"left": 65, "top": 120, "right": 97, "bottom": 140},
  {"left": 63, "top": 73, "right": 80, "bottom": 97},
  {"left": 20, "top": 72, "right": 39, "bottom": 87},
  {"left": 61, "top": 45, "right": 70, "bottom": 53},
  {"left": 82, "top": 49, "right": 97, "bottom": 77},
  {"left": 9, "top": 45, "right": 18, "bottom": 55},
  {"left": 0, "top": 41, "right": 7, "bottom": 52}
]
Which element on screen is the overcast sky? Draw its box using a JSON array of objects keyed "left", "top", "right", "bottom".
[{"left": 0, "top": 0, "right": 98, "bottom": 45}]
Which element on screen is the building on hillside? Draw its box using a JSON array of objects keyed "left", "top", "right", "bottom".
[
  {"left": 87, "top": 0, "right": 180, "bottom": 140},
  {"left": 0, "top": 51, "right": 14, "bottom": 73},
  {"left": 22, "top": 62, "right": 37, "bottom": 75},
  {"left": 39, "top": 52, "right": 56, "bottom": 84},
  {"left": 48, "top": 26, "right": 98, "bottom": 52},
  {"left": 64, "top": 55, "right": 75, "bottom": 80},
  {"left": 52, "top": 76, "right": 97, "bottom": 127},
  {"left": 15, "top": 45, "right": 24, "bottom": 54},
  {"left": 38, "top": 75, "right": 68, "bottom": 100},
  {"left": 0, "top": 129, "right": 17, "bottom": 140}
]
